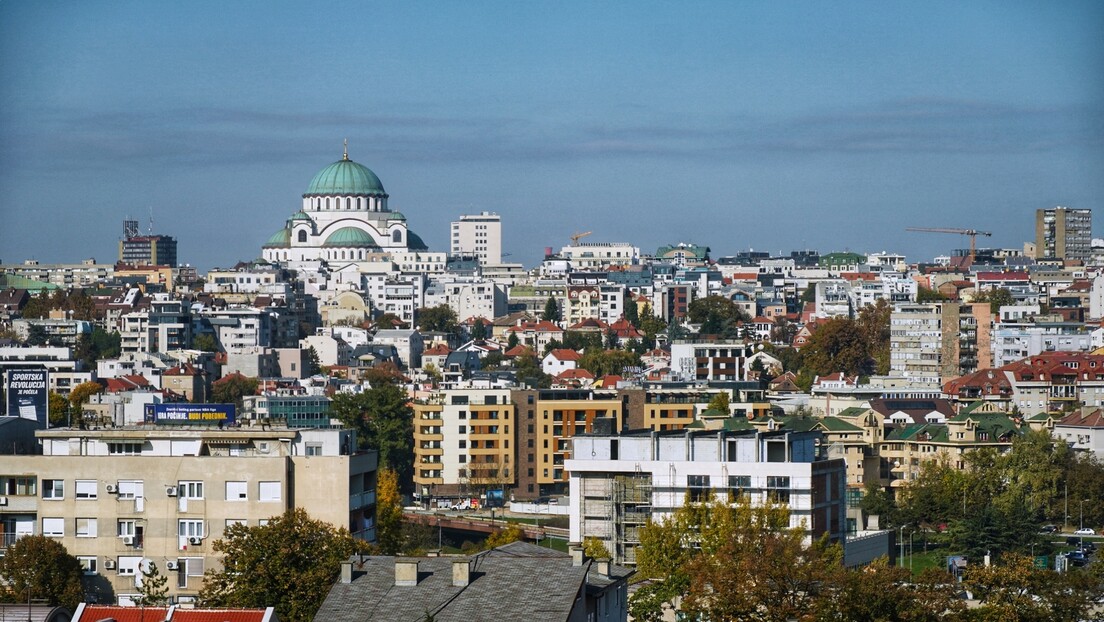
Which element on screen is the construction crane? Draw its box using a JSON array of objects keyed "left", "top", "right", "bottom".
[
  {"left": 570, "top": 231, "right": 592, "bottom": 245},
  {"left": 906, "top": 227, "right": 992, "bottom": 263}
]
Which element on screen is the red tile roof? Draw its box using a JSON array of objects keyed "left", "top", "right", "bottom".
[
  {"left": 75, "top": 605, "right": 273, "bottom": 622},
  {"left": 172, "top": 609, "right": 272, "bottom": 622},
  {"left": 75, "top": 605, "right": 170, "bottom": 622},
  {"left": 547, "top": 349, "right": 581, "bottom": 361}
]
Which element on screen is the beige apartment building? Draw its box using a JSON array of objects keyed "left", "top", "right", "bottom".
[{"left": 0, "top": 425, "right": 377, "bottom": 605}]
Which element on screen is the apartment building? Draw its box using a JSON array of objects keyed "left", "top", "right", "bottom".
[
  {"left": 412, "top": 389, "right": 515, "bottom": 500},
  {"left": 1036, "top": 206, "right": 1092, "bottom": 262},
  {"left": 567, "top": 429, "right": 847, "bottom": 566},
  {"left": 0, "top": 425, "right": 377, "bottom": 604},
  {"left": 450, "top": 211, "right": 502, "bottom": 266},
  {"left": 889, "top": 303, "right": 991, "bottom": 387},
  {"left": 669, "top": 340, "right": 755, "bottom": 383}
]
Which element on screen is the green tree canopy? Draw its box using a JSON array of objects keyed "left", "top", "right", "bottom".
[
  {"left": 193, "top": 333, "right": 219, "bottom": 353},
  {"left": 416, "top": 305, "right": 459, "bottom": 334},
  {"left": 542, "top": 296, "right": 561, "bottom": 322},
  {"left": 0, "top": 535, "right": 84, "bottom": 610},
  {"left": 199, "top": 508, "right": 371, "bottom": 622},
  {"left": 211, "top": 374, "right": 259, "bottom": 410},
  {"left": 971, "top": 287, "right": 1016, "bottom": 313},
  {"left": 578, "top": 349, "right": 640, "bottom": 377},
  {"left": 687, "top": 295, "right": 748, "bottom": 337},
  {"left": 800, "top": 317, "right": 873, "bottom": 377},
  {"left": 331, "top": 384, "right": 414, "bottom": 488},
  {"left": 136, "top": 560, "right": 170, "bottom": 606}
]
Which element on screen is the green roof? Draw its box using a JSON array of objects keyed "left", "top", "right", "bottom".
[
  {"left": 388, "top": 211, "right": 407, "bottom": 221},
  {"left": 305, "top": 157, "right": 386, "bottom": 196},
  {"left": 323, "top": 227, "right": 380, "bottom": 248},
  {"left": 290, "top": 210, "right": 312, "bottom": 221},
  {"left": 814, "top": 417, "right": 863, "bottom": 432},
  {"left": 407, "top": 230, "right": 429, "bottom": 251},
  {"left": 263, "top": 229, "right": 290, "bottom": 248},
  {"left": 0, "top": 274, "right": 59, "bottom": 292}
]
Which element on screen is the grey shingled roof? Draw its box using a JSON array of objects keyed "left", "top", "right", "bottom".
[{"left": 314, "top": 541, "right": 631, "bottom": 622}]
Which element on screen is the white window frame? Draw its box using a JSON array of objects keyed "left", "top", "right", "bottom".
[
  {"left": 178, "top": 481, "right": 204, "bottom": 500},
  {"left": 42, "top": 517, "right": 65, "bottom": 537},
  {"left": 117, "top": 480, "right": 143, "bottom": 500},
  {"left": 42, "top": 479, "right": 64, "bottom": 500},
  {"left": 178, "top": 519, "right": 204, "bottom": 538},
  {"left": 117, "top": 519, "right": 136, "bottom": 537},
  {"left": 225, "top": 481, "right": 247, "bottom": 501},
  {"left": 75, "top": 479, "right": 98, "bottom": 500},
  {"left": 117, "top": 556, "right": 142, "bottom": 576},
  {"left": 177, "top": 557, "right": 204, "bottom": 589},
  {"left": 77, "top": 555, "right": 98, "bottom": 575},
  {"left": 225, "top": 518, "right": 247, "bottom": 529},
  {"left": 76, "top": 517, "right": 98, "bottom": 538},
  {"left": 258, "top": 481, "right": 281, "bottom": 502}
]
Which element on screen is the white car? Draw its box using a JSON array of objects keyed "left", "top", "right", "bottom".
[{"left": 1075, "top": 528, "right": 1095, "bottom": 536}]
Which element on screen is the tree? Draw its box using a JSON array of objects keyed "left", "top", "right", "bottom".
[
  {"left": 374, "top": 313, "right": 403, "bottom": 330},
  {"left": 375, "top": 468, "right": 404, "bottom": 555},
  {"left": 136, "top": 560, "right": 170, "bottom": 606},
  {"left": 68, "top": 380, "right": 103, "bottom": 411},
  {"left": 26, "top": 324, "right": 49, "bottom": 346},
  {"left": 624, "top": 295, "right": 639, "bottom": 325},
  {"left": 331, "top": 384, "right": 414, "bottom": 488},
  {"left": 578, "top": 349, "right": 640, "bottom": 377},
  {"left": 583, "top": 536, "right": 611, "bottom": 560},
  {"left": 687, "top": 295, "right": 748, "bottom": 338},
  {"left": 706, "top": 391, "right": 730, "bottom": 414},
  {"left": 193, "top": 333, "right": 219, "bottom": 352},
  {"left": 47, "top": 391, "right": 68, "bottom": 426},
  {"left": 200, "top": 508, "right": 371, "bottom": 622},
  {"left": 972, "top": 287, "right": 1015, "bottom": 314},
  {"left": 816, "top": 558, "right": 964, "bottom": 622},
  {"left": 306, "top": 346, "right": 322, "bottom": 376},
  {"left": 416, "top": 305, "right": 459, "bottom": 334},
  {"left": 856, "top": 299, "right": 892, "bottom": 375},
  {"left": 962, "top": 553, "right": 1097, "bottom": 622},
  {"left": 211, "top": 373, "right": 259, "bottom": 410},
  {"left": 470, "top": 318, "right": 487, "bottom": 340},
  {"left": 542, "top": 296, "right": 561, "bottom": 323},
  {"left": 506, "top": 331, "right": 520, "bottom": 349},
  {"left": 637, "top": 306, "right": 666, "bottom": 350},
  {"left": 0, "top": 535, "right": 84, "bottom": 610},
  {"left": 799, "top": 317, "right": 871, "bottom": 377},
  {"left": 800, "top": 284, "right": 817, "bottom": 304},
  {"left": 483, "top": 523, "right": 524, "bottom": 549},
  {"left": 917, "top": 285, "right": 950, "bottom": 302}
]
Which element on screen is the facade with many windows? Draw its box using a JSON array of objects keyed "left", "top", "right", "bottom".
[{"left": 0, "top": 425, "right": 376, "bottom": 604}]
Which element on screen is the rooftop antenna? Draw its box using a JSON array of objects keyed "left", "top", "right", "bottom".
[
  {"left": 148, "top": 207, "right": 154, "bottom": 235},
  {"left": 343, "top": 138, "right": 348, "bottom": 161}
]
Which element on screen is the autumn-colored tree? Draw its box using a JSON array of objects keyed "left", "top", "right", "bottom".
[
  {"left": 483, "top": 523, "right": 524, "bottom": 549},
  {"left": 68, "top": 380, "right": 103, "bottom": 410},
  {"left": 376, "top": 468, "right": 404, "bottom": 555},
  {"left": 799, "top": 317, "right": 872, "bottom": 377},
  {"left": 200, "top": 508, "right": 371, "bottom": 622},
  {"left": 962, "top": 552, "right": 1098, "bottom": 622},
  {"left": 0, "top": 535, "right": 84, "bottom": 610},
  {"left": 856, "top": 298, "right": 892, "bottom": 375},
  {"left": 582, "top": 536, "right": 611, "bottom": 560},
  {"left": 816, "top": 558, "right": 964, "bottom": 622},
  {"left": 47, "top": 391, "right": 68, "bottom": 426},
  {"left": 705, "top": 391, "right": 730, "bottom": 414}
]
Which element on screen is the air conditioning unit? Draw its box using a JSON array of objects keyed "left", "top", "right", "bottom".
[
  {"left": 106, "top": 484, "right": 118, "bottom": 494},
  {"left": 0, "top": 496, "right": 7, "bottom": 506},
  {"left": 166, "top": 486, "right": 178, "bottom": 497},
  {"left": 122, "top": 535, "right": 135, "bottom": 545},
  {"left": 257, "top": 441, "right": 270, "bottom": 453},
  {"left": 166, "top": 560, "right": 180, "bottom": 571},
  {"left": 104, "top": 560, "right": 117, "bottom": 570},
  {"left": 188, "top": 536, "right": 203, "bottom": 545}
]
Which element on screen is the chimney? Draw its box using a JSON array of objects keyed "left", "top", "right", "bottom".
[
  {"left": 569, "top": 544, "right": 585, "bottom": 567},
  {"left": 596, "top": 558, "right": 611, "bottom": 578},
  {"left": 340, "top": 561, "right": 353, "bottom": 584},
  {"left": 395, "top": 559, "right": 419, "bottom": 587},
  {"left": 452, "top": 559, "right": 471, "bottom": 587}
]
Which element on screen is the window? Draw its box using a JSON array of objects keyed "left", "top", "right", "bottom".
[
  {"left": 766, "top": 476, "right": 791, "bottom": 504},
  {"left": 78, "top": 556, "right": 97, "bottom": 575},
  {"left": 178, "top": 519, "right": 205, "bottom": 539},
  {"left": 458, "top": 440, "right": 467, "bottom": 449},
  {"left": 688, "top": 475, "right": 710, "bottom": 502},
  {"left": 728, "top": 475, "right": 751, "bottom": 501},
  {"left": 118, "top": 556, "right": 142, "bottom": 576},
  {"left": 1, "top": 476, "right": 35, "bottom": 496},
  {"left": 458, "top": 411, "right": 467, "bottom": 419},
  {"left": 259, "top": 481, "right": 281, "bottom": 502},
  {"left": 177, "top": 557, "right": 205, "bottom": 588},
  {"left": 459, "top": 426, "right": 466, "bottom": 434},
  {"left": 178, "top": 481, "right": 204, "bottom": 500},
  {"left": 42, "top": 517, "right": 64, "bottom": 537},
  {"left": 73, "top": 479, "right": 98, "bottom": 499},
  {"left": 117, "top": 480, "right": 143, "bottom": 500},
  {"left": 225, "top": 518, "right": 247, "bottom": 528},
  {"left": 76, "top": 517, "right": 98, "bottom": 538},
  {"left": 459, "top": 455, "right": 467, "bottom": 463},
  {"left": 298, "top": 230, "right": 307, "bottom": 243},
  {"left": 42, "top": 479, "right": 64, "bottom": 499},
  {"left": 117, "top": 520, "right": 136, "bottom": 537},
  {"left": 226, "top": 481, "right": 247, "bottom": 501},
  {"left": 108, "top": 442, "right": 142, "bottom": 455},
  {"left": 306, "top": 443, "right": 323, "bottom": 456}
]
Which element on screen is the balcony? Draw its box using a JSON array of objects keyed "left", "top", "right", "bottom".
[{"left": 350, "top": 490, "right": 376, "bottom": 510}]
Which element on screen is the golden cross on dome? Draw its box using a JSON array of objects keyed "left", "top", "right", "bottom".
[{"left": 343, "top": 138, "right": 349, "bottom": 160}]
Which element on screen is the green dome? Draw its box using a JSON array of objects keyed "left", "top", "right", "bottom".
[
  {"left": 263, "top": 229, "right": 290, "bottom": 248},
  {"left": 388, "top": 211, "right": 407, "bottom": 221},
  {"left": 323, "top": 227, "right": 380, "bottom": 248},
  {"left": 290, "top": 210, "right": 311, "bottom": 221},
  {"left": 407, "top": 230, "right": 429, "bottom": 251},
  {"left": 305, "top": 157, "right": 386, "bottom": 196}
]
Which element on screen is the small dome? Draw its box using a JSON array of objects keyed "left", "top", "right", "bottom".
[
  {"left": 323, "top": 227, "right": 380, "bottom": 248},
  {"left": 289, "top": 210, "right": 312, "bottom": 221},
  {"left": 305, "top": 157, "right": 386, "bottom": 197},
  {"left": 407, "top": 230, "right": 429, "bottom": 251},
  {"left": 388, "top": 211, "right": 407, "bottom": 221},
  {"left": 263, "top": 229, "right": 290, "bottom": 248}
]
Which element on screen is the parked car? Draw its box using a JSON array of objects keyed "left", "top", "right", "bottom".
[
  {"left": 1075, "top": 528, "right": 1095, "bottom": 536},
  {"left": 1040, "top": 524, "right": 1058, "bottom": 534},
  {"left": 1068, "top": 536, "right": 1083, "bottom": 546}
]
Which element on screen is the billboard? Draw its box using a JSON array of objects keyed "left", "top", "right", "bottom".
[
  {"left": 144, "top": 403, "right": 236, "bottom": 425},
  {"left": 5, "top": 367, "right": 49, "bottom": 426}
]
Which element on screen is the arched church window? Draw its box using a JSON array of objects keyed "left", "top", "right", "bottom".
[
  {"left": 326, "top": 198, "right": 331, "bottom": 209},
  {"left": 346, "top": 198, "right": 351, "bottom": 210},
  {"left": 298, "top": 230, "right": 307, "bottom": 243},
  {"left": 392, "top": 230, "right": 402, "bottom": 244}
]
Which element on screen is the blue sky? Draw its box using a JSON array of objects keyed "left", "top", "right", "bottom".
[{"left": 1, "top": 1, "right": 1102, "bottom": 270}]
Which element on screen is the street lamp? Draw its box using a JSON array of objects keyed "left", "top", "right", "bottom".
[{"left": 1081, "top": 499, "right": 1088, "bottom": 531}]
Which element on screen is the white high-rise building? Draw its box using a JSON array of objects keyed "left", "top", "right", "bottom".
[{"left": 450, "top": 211, "right": 502, "bottom": 266}]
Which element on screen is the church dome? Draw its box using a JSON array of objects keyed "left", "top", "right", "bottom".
[
  {"left": 388, "top": 211, "right": 407, "bottom": 222},
  {"left": 305, "top": 155, "right": 386, "bottom": 197},
  {"left": 263, "top": 229, "right": 290, "bottom": 248},
  {"left": 323, "top": 227, "right": 380, "bottom": 248},
  {"left": 289, "top": 210, "right": 312, "bottom": 221}
]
